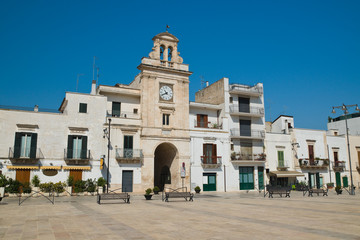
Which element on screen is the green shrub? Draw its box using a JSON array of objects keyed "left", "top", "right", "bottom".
[
  {"left": 145, "top": 188, "right": 152, "bottom": 195},
  {"left": 67, "top": 176, "right": 74, "bottom": 187},
  {"left": 97, "top": 177, "right": 106, "bottom": 187},
  {"left": 86, "top": 179, "right": 96, "bottom": 192},
  {"left": 31, "top": 175, "right": 40, "bottom": 187},
  {"left": 292, "top": 185, "right": 296, "bottom": 190},
  {"left": 195, "top": 186, "right": 201, "bottom": 191},
  {"left": 54, "top": 182, "right": 66, "bottom": 193},
  {"left": 0, "top": 174, "right": 8, "bottom": 188},
  {"left": 6, "top": 178, "right": 22, "bottom": 193},
  {"left": 39, "top": 182, "right": 54, "bottom": 193},
  {"left": 153, "top": 186, "right": 160, "bottom": 192},
  {"left": 74, "top": 180, "right": 86, "bottom": 193},
  {"left": 22, "top": 182, "right": 32, "bottom": 194}
]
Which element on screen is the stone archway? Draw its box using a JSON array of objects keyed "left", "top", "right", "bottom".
[{"left": 154, "top": 142, "right": 178, "bottom": 191}]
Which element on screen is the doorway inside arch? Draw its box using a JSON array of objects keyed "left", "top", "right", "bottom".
[{"left": 154, "top": 143, "right": 178, "bottom": 191}]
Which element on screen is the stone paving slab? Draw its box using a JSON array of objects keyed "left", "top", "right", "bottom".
[{"left": 0, "top": 190, "right": 359, "bottom": 239}]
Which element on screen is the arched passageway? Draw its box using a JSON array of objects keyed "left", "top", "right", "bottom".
[{"left": 154, "top": 143, "right": 178, "bottom": 191}]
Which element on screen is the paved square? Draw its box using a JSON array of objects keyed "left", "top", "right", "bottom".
[{"left": 0, "top": 190, "right": 359, "bottom": 239}]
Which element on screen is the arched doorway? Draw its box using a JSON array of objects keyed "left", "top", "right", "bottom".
[{"left": 154, "top": 143, "right": 178, "bottom": 191}]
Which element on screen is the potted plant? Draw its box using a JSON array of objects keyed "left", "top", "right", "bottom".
[
  {"left": 0, "top": 175, "right": 8, "bottom": 198},
  {"left": 22, "top": 182, "right": 32, "bottom": 195},
  {"left": 31, "top": 175, "right": 40, "bottom": 196},
  {"left": 86, "top": 179, "right": 97, "bottom": 195},
  {"left": 195, "top": 186, "right": 201, "bottom": 193},
  {"left": 54, "top": 182, "right": 65, "bottom": 196},
  {"left": 153, "top": 186, "right": 160, "bottom": 195},
  {"left": 326, "top": 183, "right": 334, "bottom": 189},
  {"left": 97, "top": 177, "right": 106, "bottom": 194},
  {"left": 74, "top": 180, "right": 86, "bottom": 195},
  {"left": 231, "top": 152, "right": 236, "bottom": 160},
  {"left": 6, "top": 178, "right": 22, "bottom": 196},
  {"left": 144, "top": 188, "right": 152, "bottom": 200},
  {"left": 335, "top": 186, "right": 342, "bottom": 195},
  {"left": 67, "top": 175, "right": 74, "bottom": 194}
]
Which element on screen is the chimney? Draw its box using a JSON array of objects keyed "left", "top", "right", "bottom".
[
  {"left": 284, "top": 119, "right": 289, "bottom": 134},
  {"left": 90, "top": 80, "right": 96, "bottom": 95},
  {"left": 34, "top": 105, "right": 39, "bottom": 112},
  {"left": 206, "top": 81, "right": 209, "bottom": 87}
]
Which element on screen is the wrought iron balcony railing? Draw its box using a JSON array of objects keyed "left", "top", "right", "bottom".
[
  {"left": 230, "top": 152, "right": 266, "bottom": 161},
  {"left": 8, "top": 147, "right": 44, "bottom": 160},
  {"left": 194, "top": 120, "right": 222, "bottom": 129},
  {"left": 277, "top": 161, "right": 289, "bottom": 171},
  {"left": 332, "top": 161, "right": 346, "bottom": 171},
  {"left": 201, "top": 156, "right": 222, "bottom": 168},
  {"left": 299, "top": 158, "right": 329, "bottom": 168},
  {"left": 106, "top": 110, "right": 139, "bottom": 119},
  {"left": 115, "top": 148, "right": 143, "bottom": 164}
]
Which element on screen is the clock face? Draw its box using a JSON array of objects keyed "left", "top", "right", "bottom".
[{"left": 159, "top": 85, "right": 173, "bottom": 101}]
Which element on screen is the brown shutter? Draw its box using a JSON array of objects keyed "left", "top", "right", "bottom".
[
  {"left": 212, "top": 144, "right": 217, "bottom": 164},
  {"left": 197, "top": 114, "right": 200, "bottom": 127},
  {"left": 204, "top": 115, "right": 208, "bottom": 128},
  {"left": 203, "top": 144, "right": 206, "bottom": 164}
]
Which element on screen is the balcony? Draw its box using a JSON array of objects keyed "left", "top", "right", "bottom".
[
  {"left": 299, "top": 158, "right": 329, "bottom": 169},
  {"left": 8, "top": 147, "right": 44, "bottom": 164},
  {"left": 194, "top": 120, "right": 222, "bottom": 129},
  {"left": 332, "top": 161, "right": 346, "bottom": 172},
  {"left": 230, "top": 129, "right": 265, "bottom": 140},
  {"left": 107, "top": 110, "right": 139, "bottom": 119},
  {"left": 229, "top": 105, "right": 264, "bottom": 117},
  {"left": 64, "top": 149, "right": 91, "bottom": 164},
  {"left": 230, "top": 152, "right": 266, "bottom": 164},
  {"left": 201, "top": 156, "right": 222, "bottom": 169},
  {"left": 115, "top": 148, "right": 143, "bottom": 164},
  {"left": 277, "top": 162, "right": 289, "bottom": 171},
  {"left": 229, "top": 84, "right": 263, "bottom": 96}
]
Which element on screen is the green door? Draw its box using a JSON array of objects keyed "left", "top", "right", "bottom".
[
  {"left": 342, "top": 176, "right": 348, "bottom": 188},
  {"left": 239, "top": 167, "right": 254, "bottom": 190},
  {"left": 335, "top": 172, "right": 341, "bottom": 187},
  {"left": 258, "top": 167, "right": 264, "bottom": 190},
  {"left": 203, "top": 173, "right": 216, "bottom": 191}
]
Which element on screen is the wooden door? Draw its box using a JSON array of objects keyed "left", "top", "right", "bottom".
[
  {"left": 16, "top": 169, "right": 30, "bottom": 184},
  {"left": 70, "top": 170, "right": 82, "bottom": 192},
  {"left": 308, "top": 145, "right": 314, "bottom": 164}
]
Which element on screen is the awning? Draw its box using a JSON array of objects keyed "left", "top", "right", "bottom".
[
  {"left": 270, "top": 171, "right": 304, "bottom": 178},
  {"left": 7, "top": 166, "right": 39, "bottom": 170},
  {"left": 40, "top": 166, "right": 62, "bottom": 170},
  {"left": 63, "top": 166, "right": 91, "bottom": 171}
]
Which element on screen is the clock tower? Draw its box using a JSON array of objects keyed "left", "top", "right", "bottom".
[{"left": 133, "top": 32, "right": 192, "bottom": 190}]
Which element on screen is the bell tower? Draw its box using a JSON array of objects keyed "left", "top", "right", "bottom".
[{"left": 137, "top": 32, "right": 192, "bottom": 190}]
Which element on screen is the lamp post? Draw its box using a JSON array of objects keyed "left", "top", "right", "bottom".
[
  {"left": 331, "top": 104, "right": 360, "bottom": 195},
  {"left": 103, "top": 118, "right": 112, "bottom": 193}
]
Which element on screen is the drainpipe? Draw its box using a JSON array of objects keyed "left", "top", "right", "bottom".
[
  {"left": 224, "top": 164, "right": 226, "bottom": 192},
  {"left": 327, "top": 144, "right": 332, "bottom": 184}
]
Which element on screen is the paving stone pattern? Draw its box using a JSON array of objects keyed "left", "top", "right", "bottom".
[{"left": 0, "top": 190, "right": 359, "bottom": 239}]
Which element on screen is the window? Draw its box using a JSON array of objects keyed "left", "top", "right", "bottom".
[
  {"left": 358, "top": 150, "right": 360, "bottom": 166},
  {"left": 231, "top": 144, "right": 234, "bottom": 151},
  {"left": 203, "top": 144, "right": 217, "bottom": 164},
  {"left": 67, "top": 135, "right": 88, "bottom": 159},
  {"left": 196, "top": 114, "right": 208, "bottom": 128},
  {"left": 163, "top": 114, "right": 170, "bottom": 125},
  {"left": 229, "top": 97, "right": 233, "bottom": 103},
  {"left": 133, "top": 108, "right": 138, "bottom": 114},
  {"left": 79, "top": 103, "right": 87, "bottom": 113},
  {"left": 308, "top": 145, "right": 314, "bottom": 163},
  {"left": 240, "top": 119, "right": 251, "bottom": 136},
  {"left": 238, "top": 97, "right": 250, "bottom": 113},
  {"left": 14, "top": 132, "right": 38, "bottom": 158},
  {"left": 168, "top": 46, "right": 173, "bottom": 61},
  {"left": 240, "top": 141, "right": 252, "bottom": 158},
  {"left": 123, "top": 135, "right": 133, "bottom": 158},
  {"left": 278, "top": 151, "right": 284, "bottom": 167},
  {"left": 334, "top": 151, "right": 339, "bottom": 165},
  {"left": 112, "top": 102, "right": 121, "bottom": 117}
]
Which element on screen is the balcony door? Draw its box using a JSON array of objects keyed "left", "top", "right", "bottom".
[
  {"left": 203, "top": 144, "right": 217, "bottom": 164},
  {"left": 112, "top": 102, "right": 121, "bottom": 117},
  {"left": 240, "top": 120, "right": 251, "bottom": 136},
  {"left": 238, "top": 97, "right": 250, "bottom": 113},
  {"left": 239, "top": 167, "right": 254, "bottom": 190},
  {"left": 67, "top": 135, "right": 87, "bottom": 159},
  {"left": 308, "top": 145, "right": 314, "bottom": 164},
  {"left": 14, "top": 132, "right": 38, "bottom": 159},
  {"left": 197, "top": 114, "right": 208, "bottom": 128},
  {"left": 123, "top": 136, "right": 133, "bottom": 158}
]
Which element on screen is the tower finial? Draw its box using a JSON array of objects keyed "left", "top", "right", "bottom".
[{"left": 166, "top": 25, "right": 170, "bottom": 32}]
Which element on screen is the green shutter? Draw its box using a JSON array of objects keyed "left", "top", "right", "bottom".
[
  {"left": 316, "top": 172, "right": 320, "bottom": 189},
  {"left": 79, "top": 103, "right": 87, "bottom": 113},
  {"left": 308, "top": 172, "right": 312, "bottom": 188},
  {"left": 335, "top": 172, "right": 341, "bottom": 187},
  {"left": 342, "top": 176, "right": 348, "bottom": 188},
  {"left": 81, "top": 136, "right": 88, "bottom": 159},
  {"left": 278, "top": 151, "right": 284, "bottom": 167},
  {"left": 30, "top": 133, "right": 38, "bottom": 159},
  {"left": 67, "top": 135, "right": 73, "bottom": 159},
  {"left": 112, "top": 102, "right": 121, "bottom": 117},
  {"left": 14, "top": 132, "right": 22, "bottom": 158}
]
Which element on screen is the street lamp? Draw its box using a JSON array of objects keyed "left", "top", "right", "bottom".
[
  {"left": 103, "top": 118, "right": 112, "bottom": 193},
  {"left": 331, "top": 104, "right": 360, "bottom": 195}
]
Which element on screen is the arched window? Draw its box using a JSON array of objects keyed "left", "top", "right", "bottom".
[
  {"left": 168, "top": 46, "right": 173, "bottom": 61},
  {"left": 160, "top": 45, "right": 165, "bottom": 60}
]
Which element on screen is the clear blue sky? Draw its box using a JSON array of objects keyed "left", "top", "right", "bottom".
[{"left": 1, "top": 1, "right": 359, "bottom": 129}]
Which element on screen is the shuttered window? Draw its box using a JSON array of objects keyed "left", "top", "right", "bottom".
[
  {"left": 14, "top": 132, "right": 38, "bottom": 159},
  {"left": 278, "top": 151, "right": 284, "bottom": 167},
  {"left": 79, "top": 103, "right": 87, "bottom": 113},
  {"left": 112, "top": 102, "right": 121, "bottom": 117}
]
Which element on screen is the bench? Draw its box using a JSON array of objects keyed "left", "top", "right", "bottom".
[
  {"left": 97, "top": 191, "right": 130, "bottom": 204},
  {"left": 267, "top": 186, "right": 291, "bottom": 198},
  {"left": 163, "top": 187, "right": 194, "bottom": 202},
  {"left": 308, "top": 188, "right": 328, "bottom": 197}
]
